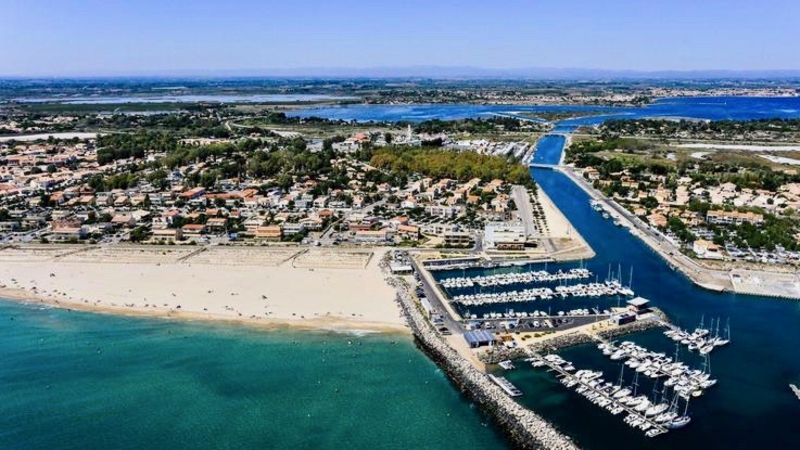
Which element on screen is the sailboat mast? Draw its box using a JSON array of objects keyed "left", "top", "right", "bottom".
[
  {"left": 726, "top": 318, "right": 731, "bottom": 341},
  {"left": 629, "top": 266, "right": 633, "bottom": 289}
]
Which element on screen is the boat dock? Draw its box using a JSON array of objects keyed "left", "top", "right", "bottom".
[
  {"left": 528, "top": 352, "right": 669, "bottom": 438},
  {"left": 489, "top": 374, "right": 523, "bottom": 397},
  {"left": 662, "top": 317, "right": 731, "bottom": 355},
  {"left": 596, "top": 340, "right": 718, "bottom": 400},
  {"left": 440, "top": 268, "right": 593, "bottom": 289},
  {"left": 448, "top": 280, "right": 635, "bottom": 306}
]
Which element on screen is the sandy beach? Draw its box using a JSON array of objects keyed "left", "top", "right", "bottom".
[{"left": 0, "top": 245, "right": 408, "bottom": 333}]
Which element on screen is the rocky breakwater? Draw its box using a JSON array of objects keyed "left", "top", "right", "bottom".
[{"left": 388, "top": 277, "right": 579, "bottom": 450}]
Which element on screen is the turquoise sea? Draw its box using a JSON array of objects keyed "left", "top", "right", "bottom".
[{"left": 0, "top": 302, "right": 506, "bottom": 450}]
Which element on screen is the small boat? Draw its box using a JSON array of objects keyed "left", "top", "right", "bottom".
[
  {"left": 634, "top": 399, "right": 652, "bottom": 412},
  {"left": 613, "top": 388, "right": 632, "bottom": 399},
  {"left": 498, "top": 360, "right": 515, "bottom": 370},
  {"left": 666, "top": 416, "right": 692, "bottom": 429},
  {"left": 645, "top": 403, "right": 669, "bottom": 417},
  {"left": 655, "top": 411, "right": 678, "bottom": 424}
]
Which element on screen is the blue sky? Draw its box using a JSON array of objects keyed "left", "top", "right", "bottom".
[{"left": 2, "top": 0, "right": 800, "bottom": 76}]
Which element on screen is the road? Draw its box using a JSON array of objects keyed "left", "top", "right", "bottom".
[
  {"left": 511, "top": 185, "right": 537, "bottom": 238},
  {"left": 406, "top": 255, "right": 464, "bottom": 335}
]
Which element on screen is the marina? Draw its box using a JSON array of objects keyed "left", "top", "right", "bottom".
[
  {"left": 596, "top": 340, "right": 718, "bottom": 399},
  {"left": 526, "top": 353, "right": 696, "bottom": 438},
  {"left": 448, "top": 280, "right": 635, "bottom": 306},
  {"left": 440, "top": 268, "right": 593, "bottom": 289}
]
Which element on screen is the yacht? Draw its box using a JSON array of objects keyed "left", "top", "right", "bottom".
[
  {"left": 655, "top": 411, "right": 678, "bottom": 424},
  {"left": 634, "top": 399, "right": 652, "bottom": 412},
  {"left": 666, "top": 416, "right": 692, "bottom": 429},
  {"left": 613, "top": 387, "right": 632, "bottom": 399},
  {"left": 645, "top": 402, "right": 669, "bottom": 417}
]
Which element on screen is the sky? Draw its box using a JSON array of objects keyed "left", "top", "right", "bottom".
[{"left": 2, "top": 0, "right": 800, "bottom": 77}]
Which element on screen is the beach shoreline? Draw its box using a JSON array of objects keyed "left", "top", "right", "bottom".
[
  {"left": 0, "top": 246, "right": 411, "bottom": 334},
  {"left": 0, "top": 288, "right": 410, "bottom": 334}
]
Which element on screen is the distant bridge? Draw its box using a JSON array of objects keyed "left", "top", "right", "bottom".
[{"left": 528, "top": 163, "right": 562, "bottom": 170}]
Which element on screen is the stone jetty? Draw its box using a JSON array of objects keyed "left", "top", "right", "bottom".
[{"left": 389, "top": 277, "right": 579, "bottom": 450}]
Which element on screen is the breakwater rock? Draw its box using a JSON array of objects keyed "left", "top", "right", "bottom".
[{"left": 389, "top": 277, "right": 579, "bottom": 450}]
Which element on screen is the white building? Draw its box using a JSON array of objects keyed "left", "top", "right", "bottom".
[{"left": 484, "top": 221, "right": 526, "bottom": 251}]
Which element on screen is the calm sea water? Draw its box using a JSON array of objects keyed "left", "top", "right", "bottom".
[{"left": 0, "top": 301, "right": 506, "bottom": 450}]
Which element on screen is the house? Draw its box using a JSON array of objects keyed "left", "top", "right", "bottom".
[
  {"left": 205, "top": 217, "right": 227, "bottom": 232},
  {"left": 647, "top": 213, "right": 668, "bottom": 228},
  {"left": 181, "top": 224, "right": 206, "bottom": 236},
  {"left": 300, "top": 217, "right": 324, "bottom": 231},
  {"left": 111, "top": 215, "right": 136, "bottom": 228},
  {"left": 152, "top": 228, "right": 183, "bottom": 241},
  {"left": 583, "top": 167, "right": 601, "bottom": 181},
  {"left": 706, "top": 210, "right": 764, "bottom": 226},
  {"left": 422, "top": 223, "right": 460, "bottom": 236},
  {"left": 425, "top": 205, "right": 461, "bottom": 218},
  {"left": 243, "top": 216, "right": 267, "bottom": 231},
  {"left": 152, "top": 217, "right": 169, "bottom": 230},
  {"left": 693, "top": 239, "right": 724, "bottom": 260},
  {"left": 180, "top": 187, "right": 206, "bottom": 200},
  {"left": 397, "top": 225, "right": 420, "bottom": 240},
  {"left": 254, "top": 225, "right": 282, "bottom": 241},
  {"left": 50, "top": 222, "right": 87, "bottom": 241},
  {"left": 282, "top": 223, "right": 307, "bottom": 237}
]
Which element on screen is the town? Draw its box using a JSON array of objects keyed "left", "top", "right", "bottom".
[
  {"left": 0, "top": 113, "right": 582, "bottom": 259},
  {"left": 567, "top": 129, "right": 800, "bottom": 268}
]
